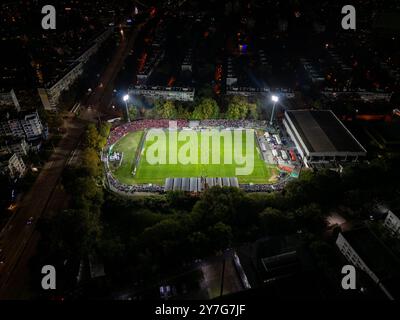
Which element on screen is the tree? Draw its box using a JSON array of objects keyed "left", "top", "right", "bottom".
[
  {"left": 128, "top": 106, "right": 138, "bottom": 120},
  {"left": 140, "top": 218, "right": 184, "bottom": 248},
  {"left": 85, "top": 124, "right": 104, "bottom": 150},
  {"left": 166, "top": 191, "right": 197, "bottom": 212},
  {"left": 38, "top": 208, "right": 101, "bottom": 259},
  {"left": 259, "top": 207, "right": 294, "bottom": 235},
  {"left": 176, "top": 104, "right": 191, "bottom": 119},
  {"left": 99, "top": 236, "right": 127, "bottom": 263},
  {"left": 62, "top": 166, "right": 88, "bottom": 193},
  {"left": 226, "top": 96, "right": 251, "bottom": 120},
  {"left": 206, "top": 222, "right": 233, "bottom": 251},
  {"left": 192, "top": 98, "right": 219, "bottom": 119},
  {"left": 188, "top": 231, "right": 210, "bottom": 257},
  {"left": 191, "top": 186, "right": 247, "bottom": 228},
  {"left": 85, "top": 124, "right": 98, "bottom": 147},
  {"left": 294, "top": 203, "right": 326, "bottom": 233},
  {"left": 69, "top": 176, "right": 103, "bottom": 209},
  {"left": 247, "top": 102, "right": 258, "bottom": 120},
  {"left": 81, "top": 148, "right": 102, "bottom": 177},
  {"left": 139, "top": 218, "right": 189, "bottom": 265},
  {"left": 99, "top": 122, "right": 111, "bottom": 138},
  {"left": 155, "top": 100, "right": 176, "bottom": 119}
]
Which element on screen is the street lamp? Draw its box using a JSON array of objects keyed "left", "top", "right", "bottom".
[
  {"left": 269, "top": 95, "right": 279, "bottom": 126},
  {"left": 123, "top": 94, "right": 130, "bottom": 122}
]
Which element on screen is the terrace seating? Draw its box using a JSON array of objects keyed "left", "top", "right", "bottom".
[
  {"left": 106, "top": 119, "right": 189, "bottom": 146},
  {"left": 107, "top": 173, "right": 164, "bottom": 194},
  {"left": 106, "top": 119, "right": 269, "bottom": 147}
]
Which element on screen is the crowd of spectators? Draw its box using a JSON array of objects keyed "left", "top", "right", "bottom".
[
  {"left": 199, "top": 119, "right": 266, "bottom": 129},
  {"left": 107, "top": 119, "right": 189, "bottom": 145},
  {"left": 107, "top": 173, "right": 164, "bottom": 194},
  {"left": 107, "top": 119, "right": 268, "bottom": 146},
  {"left": 240, "top": 183, "right": 284, "bottom": 193}
]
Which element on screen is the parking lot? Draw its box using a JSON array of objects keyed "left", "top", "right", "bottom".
[{"left": 259, "top": 127, "right": 302, "bottom": 170}]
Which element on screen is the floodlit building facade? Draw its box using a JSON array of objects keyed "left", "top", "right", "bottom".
[
  {"left": 0, "top": 137, "right": 29, "bottom": 157},
  {"left": 129, "top": 85, "right": 195, "bottom": 101},
  {"left": 0, "top": 110, "right": 44, "bottom": 142},
  {"left": 283, "top": 110, "right": 366, "bottom": 166},
  {"left": 383, "top": 211, "right": 400, "bottom": 237},
  {"left": 0, "top": 153, "right": 26, "bottom": 179}
]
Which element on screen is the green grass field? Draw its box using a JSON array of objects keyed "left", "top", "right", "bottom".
[
  {"left": 110, "top": 131, "right": 144, "bottom": 184},
  {"left": 110, "top": 129, "right": 278, "bottom": 185}
]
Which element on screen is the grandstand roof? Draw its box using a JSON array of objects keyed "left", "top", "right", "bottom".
[
  {"left": 285, "top": 110, "right": 366, "bottom": 155},
  {"left": 164, "top": 177, "right": 239, "bottom": 192}
]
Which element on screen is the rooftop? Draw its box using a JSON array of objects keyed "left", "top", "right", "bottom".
[
  {"left": 341, "top": 227, "right": 400, "bottom": 298},
  {"left": 286, "top": 110, "right": 366, "bottom": 154}
]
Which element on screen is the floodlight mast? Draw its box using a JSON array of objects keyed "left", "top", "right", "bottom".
[
  {"left": 269, "top": 95, "right": 279, "bottom": 126},
  {"left": 123, "top": 94, "right": 130, "bottom": 122}
]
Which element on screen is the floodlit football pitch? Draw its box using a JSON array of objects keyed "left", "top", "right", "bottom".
[{"left": 110, "top": 129, "right": 278, "bottom": 185}]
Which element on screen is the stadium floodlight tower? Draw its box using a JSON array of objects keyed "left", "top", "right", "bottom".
[
  {"left": 123, "top": 94, "right": 131, "bottom": 122},
  {"left": 269, "top": 95, "right": 279, "bottom": 126}
]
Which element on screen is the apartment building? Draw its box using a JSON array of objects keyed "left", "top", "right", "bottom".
[
  {"left": 0, "top": 152, "right": 26, "bottom": 179},
  {"left": 0, "top": 137, "right": 29, "bottom": 157},
  {"left": 0, "top": 110, "right": 44, "bottom": 141},
  {"left": 336, "top": 228, "right": 400, "bottom": 300},
  {"left": 0, "top": 89, "right": 20, "bottom": 111},
  {"left": 383, "top": 210, "right": 400, "bottom": 237},
  {"left": 38, "top": 28, "right": 113, "bottom": 110}
]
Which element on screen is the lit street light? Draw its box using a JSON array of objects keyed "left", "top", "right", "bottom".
[
  {"left": 269, "top": 95, "right": 279, "bottom": 126},
  {"left": 123, "top": 94, "right": 131, "bottom": 122}
]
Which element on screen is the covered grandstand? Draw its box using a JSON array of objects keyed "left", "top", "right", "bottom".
[
  {"left": 283, "top": 110, "right": 367, "bottom": 166},
  {"left": 164, "top": 177, "right": 239, "bottom": 192}
]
